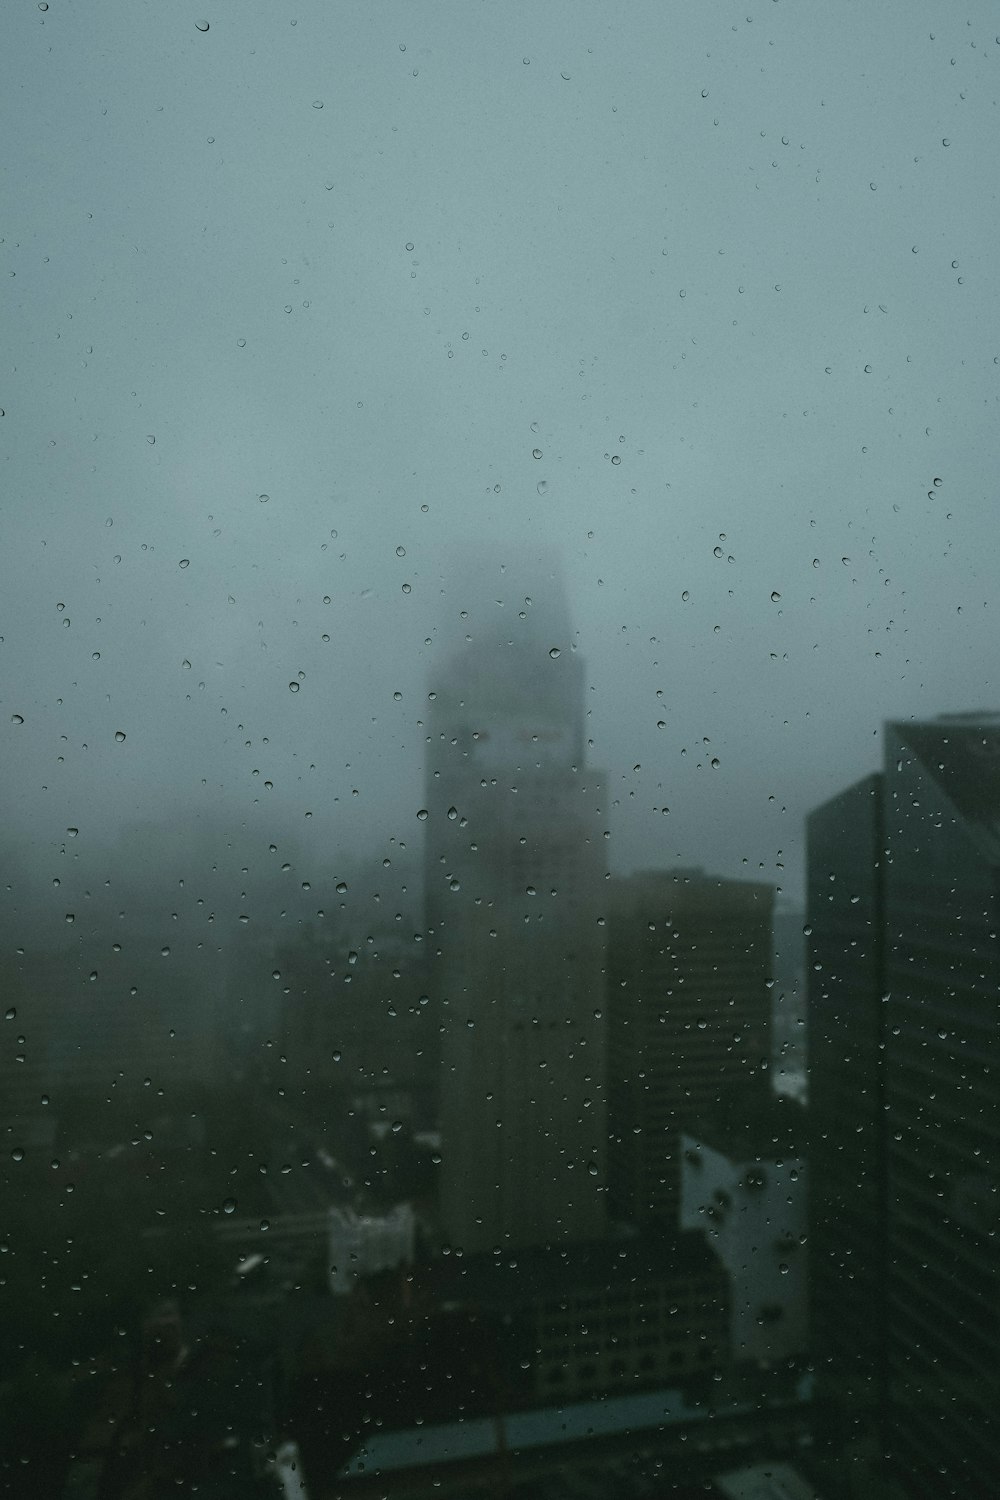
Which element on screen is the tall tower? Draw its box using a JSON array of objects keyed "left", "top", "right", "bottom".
[
  {"left": 425, "top": 558, "right": 607, "bottom": 1253},
  {"left": 808, "top": 716, "right": 1000, "bottom": 1498}
]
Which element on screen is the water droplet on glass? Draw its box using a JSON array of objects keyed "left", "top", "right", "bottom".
[
  {"left": 313, "top": 100, "right": 324, "bottom": 109},
  {"left": 536, "top": 480, "right": 549, "bottom": 495},
  {"left": 611, "top": 454, "right": 621, "bottom": 466},
  {"left": 289, "top": 681, "right": 300, "bottom": 692},
  {"left": 447, "top": 806, "right": 458, "bottom": 820},
  {"left": 532, "top": 448, "right": 542, "bottom": 460},
  {"left": 417, "top": 808, "right": 428, "bottom": 821},
  {"left": 11, "top": 1149, "right": 23, "bottom": 1163},
  {"left": 10, "top": 714, "right": 23, "bottom": 726},
  {"left": 67, "top": 827, "right": 78, "bottom": 838},
  {"left": 770, "top": 591, "right": 781, "bottom": 603},
  {"left": 223, "top": 1198, "right": 236, "bottom": 1214},
  {"left": 178, "top": 558, "right": 190, "bottom": 569},
  {"left": 114, "top": 730, "right": 126, "bottom": 742},
  {"left": 549, "top": 647, "right": 561, "bottom": 659},
  {"left": 146, "top": 434, "right": 155, "bottom": 445},
  {"left": 195, "top": 19, "right": 209, "bottom": 31},
  {"left": 65, "top": 913, "right": 75, "bottom": 924},
  {"left": 396, "top": 545, "right": 406, "bottom": 557}
]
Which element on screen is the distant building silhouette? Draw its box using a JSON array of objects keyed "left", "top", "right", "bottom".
[
  {"left": 808, "top": 715, "right": 1000, "bottom": 1497},
  {"left": 425, "top": 558, "right": 607, "bottom": 1252}
]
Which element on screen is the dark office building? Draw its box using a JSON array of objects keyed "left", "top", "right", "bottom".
[
  {"left": 607, "top": 869, "right": 774, "bottom": 1228},
  {"left": 807, "top": 716, "right": 1000, "bottom": 1498},
  {"left": 806, "top": 773, "right": 886, "bottom": 1454}
]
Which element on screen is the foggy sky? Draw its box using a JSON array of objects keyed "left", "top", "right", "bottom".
[{"left": 3, "top": 0, "right": 999, "bottom": 909}]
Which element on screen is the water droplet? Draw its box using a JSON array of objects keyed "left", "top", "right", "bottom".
[
  {"left": 449, "top": 878, "right": 460, "bottom": 891},
  {"left": 178, "top": 558, "right": 190, "bottom": 569},
  {"left": 312, "top": 99, "right": 324, "bottom": 109},
  {"left": 549, "top": 647, "right": 561, "bottom": 659},
  {"left": 770, "top": 591, "right": 781, "bottom": 602},
  {"left": 11, "top": 1149, "right": 23, "bottom": 1163},
  {"left": 223, "top": 1198, "right": 236, "bottom": 1214},
  {"left": 10, "top": 714, "right": 23, "bottom": 726},
  {"left": 405, "top": 241, "right": 414, "bottom": 252},
  {"left": 65, "top": 913, "right": 75, "bottom": 924},
  {"left": 711, "top": 757, "right": 720, "bottom": 770},
  {"left": 336, "top": 881, "right": 348, "bottom": 894},
  {"left": 532, "top": 448, "right": 543, "bottom": 460},
  {"left": 348, "top": 950, "right": 358, "bottom": 966},
  {"left": 396, "top": 545, "right": 406, "bottom": 557},
  {"left": 195, "top": 19, "right": 209, "bottom": 32},
  {"left": 536, "top": 480, "right": 549, "bottom": 496},
  {"left": 610, "top": 454, "right": 621, "bottom": 466},
  {"left": 114, "top": 730, "right": 126, "bottom": 742},
  {"left": 4, "top": 1008, "right": 15, "bottom": 1021},
  {"left": 237, "top": 338, "right": 246, "bottom": 347},
  {"left": 289, "top": 681, "right": 300, "bottom": 692},
  {"left": 67, "top": 827, "right": 78, "bottom": 838},
  {"left": 146, "top": 434, "right": 155, "bottom": 445},
  {"left": 779, "top": 1263, "right": 789, "bottom": 1275},
  {"left": 447, "top": 806, "right": 458, "bottom": 821},
  {"left": 416, "top": 808, "right": 428, "bottom": 821}
]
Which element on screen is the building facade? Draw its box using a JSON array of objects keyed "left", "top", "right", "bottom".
[
  {"left": 808, "top": 716, "right": 1000, "bottom": 1497},
  {"left": 607, "top": 869, "right": 775, "bottom": 1228}
]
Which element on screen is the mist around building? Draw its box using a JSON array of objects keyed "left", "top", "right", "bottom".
[{"left": 1, "top": 564, "right": 994, "bottom": 1500}]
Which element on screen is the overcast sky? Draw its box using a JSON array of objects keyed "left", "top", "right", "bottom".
[{"left": 3, "top": 0, "right": 998, "bottom": 908}]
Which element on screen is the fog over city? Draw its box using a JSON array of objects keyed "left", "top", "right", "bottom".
[{"left": 4, "top": 0, "right": 998, "bottom": 906}]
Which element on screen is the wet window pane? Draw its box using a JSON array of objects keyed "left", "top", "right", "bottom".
[{"left": 2, "top": 4, "right": 997, "bottom": 1497}]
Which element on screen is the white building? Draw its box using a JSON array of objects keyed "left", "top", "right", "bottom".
[
  {"left": 680, "top": 1101, "right": 807, "bottom": 1366},
  {"left": 327, "top": 1203, "right": 415, "bottom": 1295}
]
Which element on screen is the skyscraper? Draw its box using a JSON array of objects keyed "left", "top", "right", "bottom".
[
  {"left": 425, "top": 561, "right": 607, "bottom": 1253},
  {"left": 808, "top": 715, "right": 1000, "bottom": 1498}
]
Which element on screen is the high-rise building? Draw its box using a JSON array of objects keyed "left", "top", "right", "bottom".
[
  {"left": 425, "top": 564, "right": 607, "bottom": 1253},
  {"left": 607, "top": 869, "right": 775, "bottom": 1228},
  {"left": 808, "top": 715, "right": 1000, "bottom": 1498}
]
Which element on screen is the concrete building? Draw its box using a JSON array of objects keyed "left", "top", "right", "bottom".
[
  {"left": 808, "top": 715, "right": 1000, "bottom": 1498},
  {"left": 425, "top": 565, "right": 607, "bottom": 1253},
  {"left": 681, "top": 1094, "right": 807, "bottom": 1367},
  {"left": 608, "top": 869, "right": 775, "bottom": 1228},
  {"left": 328, "top": 1204, "right": 415, "bottom": 1295}
]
